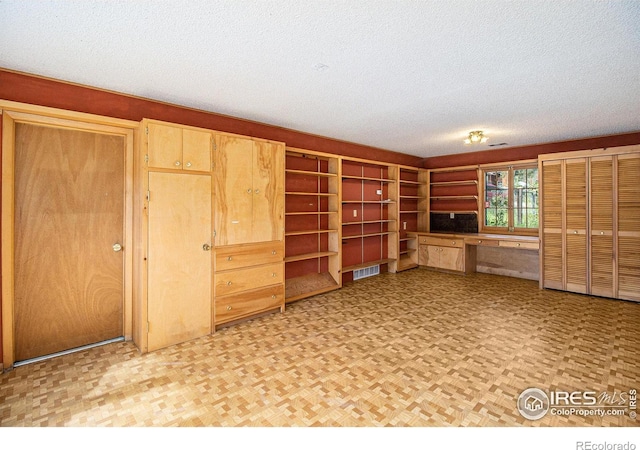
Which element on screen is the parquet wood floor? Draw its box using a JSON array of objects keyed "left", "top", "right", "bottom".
[{"left": 1, "top": 269, "right": 639, "bottom": 426}]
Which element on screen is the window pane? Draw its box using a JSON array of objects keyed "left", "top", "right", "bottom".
[
  {"left": 484, "top": 170, "right": 509, "bottom": 227},
  {"left": 513, "top": 168, "right": 539, "bottom": 229}
]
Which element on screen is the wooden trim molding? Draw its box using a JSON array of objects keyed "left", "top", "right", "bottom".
[
  {"left": 0, "top": 68, "right": 422, "bottom": 167},
  {"left": 1, "top": 104, "right": 136, "bottom": 368}
]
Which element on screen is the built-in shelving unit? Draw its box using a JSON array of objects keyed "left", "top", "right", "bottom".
[
  {"left": 341, "top": 159, "right": 397, "bottom": 281},
  {"left": 391, "top": 166, "right": 428, "bottom": 270},
  {"left": 428, "top": 166, "right": 481, "bottom": 233},
  {"left": 284, "top": 148, "right": 341, "bottom": 302}
]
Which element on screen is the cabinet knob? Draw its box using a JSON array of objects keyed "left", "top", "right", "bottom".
[
  {"left": 272, "top": 273, "right": 277, "bottom": 277},
  {"left": 271, "top": 295, "right": 276, "bottom": 299},
  {"left": 202, "top": 243, "right": 211, "bottom": 251},
  {"left": 175, "top": 160, "right": 181, "bottom": 166},
  {"left": 247, "top": 188, "right": 252, "bottom": 193},
  {"left": 517, "top": 243, "right": 521, "bottom": 247},
  {"left": 227, "top": 281, "right": 232, "bottom": 286},
  {"left": 271, "top": 250, "right": 277, "bottom": 255},
  {"left": 600, "top": 231, "right": 605, "bottom": 235},
  {"left": 185, "top": 161, "right": 192, "bottom": 168},
  {"left": 112, "top": 243, "right": 123, "bottom": 252},
  {"left": 452, "top": 241, "right": 456, "bottom": 245},
  {"left": 478, "top": 240, "right": 482, "bottom": 244},
  {"left": 255, "top": 189, "right": 260, "bottom": 194},
  {"left": 227, "top": 256, "right": 232, "bottom": 261},
  {"left": 573, "top": 230, "right": 578, "bottom": 234},
  {"left": 226, "top": 306, "right": 232, "bottom": 311}
]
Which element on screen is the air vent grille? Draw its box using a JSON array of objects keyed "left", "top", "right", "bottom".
[{"left": 353, "top": 265, "right": 380, "bottom": 280}]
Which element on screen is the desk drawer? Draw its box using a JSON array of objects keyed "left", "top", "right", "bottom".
[
  {"left": 420, "top": 236, "right": 463, "bottom": 248},
  {"left": 499, "top": 240, "right": 539, "bottom": 250},
  {"left": 465, "top": 238, "right": 500, "bottom": 247},
  {"left": 215, "top": 262, "right": 283, "bottom": 296}
]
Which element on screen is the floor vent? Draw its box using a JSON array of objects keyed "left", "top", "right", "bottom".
[{"left": 353, "top": 264, "right": 380, "bottom": 280}]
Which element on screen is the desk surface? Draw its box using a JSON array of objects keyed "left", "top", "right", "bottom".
[{"left": 407, "top": 232, "right": 539, "bottom": 243}]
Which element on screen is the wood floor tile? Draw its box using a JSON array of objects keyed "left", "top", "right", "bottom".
[{"left": 1, "top": 269, "right": 639, "bottom": 426}]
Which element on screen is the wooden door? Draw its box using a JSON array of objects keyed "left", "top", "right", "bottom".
[
  {"left": 214, "top": 135, "right": 254, "bottom": 246},
  {"left": 147, "top": 122, "right": 182, "bottom": 170},
  {"left": 425, "top": 245, "right": 440, "bottom": 268},
  {"left": 252, "top": 141, "right": 284, "bottom": 243},
  {"left": 147, "top": 172, "right": 212, "bottom": 352},
  {"left": 541, "top": 161, "right": 563, "bottom": 289},
  {"left": 14, "top": 123, "right": 124, "bottom": 361},
  {"left": 590, "top": 156, "right": 614, "bottom": 297},
  {"left": 617, "top": 154, "right": 640, "bottom": 301},
  {"left": 564, "top": 158, "right": 587, "bottom": 294},
  {"left": 183, "top": 129, "right": 211, "bottom": 172}
]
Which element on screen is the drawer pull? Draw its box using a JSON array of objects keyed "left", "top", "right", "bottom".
[
  {"left": 517, "top": 243, "right": 521, "bottom": 247},
  {"left": 272, "top": 273, "right": 277, "bottom": 277},
  {"left": 226, "top": 306, "right": 232, "bottom": 311},
  {"left": 271, "top": 250, "right": 277, "bottom": 255},
  {"left": 185, "top": 161, "right": 192, "bottom": 168},
  {"left": 226, "top": 281, "right": 232, "bottom": 286},
  {"left": 478, "top": 240, "right": 482, "bottom": 244},
  {"left": 227, "top": 256, "right": 233, "bottom": 261},
  {"left": 174, "top": 160, "right": 181, "bottom": 166},
  {"left": 600, "top": 231, "right": 605, "bottom": 235},
  {"left": 573, "top": 230, "right": 578, "bottom": 234},
  {"left": 452, "top": 241, "right": 456, "bottom": 245},
  {"left": 271, "top": 295, "right": 276, "bottom": 299}
]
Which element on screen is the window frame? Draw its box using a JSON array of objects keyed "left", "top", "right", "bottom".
[{"left": 479, "top": 160, "right": 539, "bottom": 235}]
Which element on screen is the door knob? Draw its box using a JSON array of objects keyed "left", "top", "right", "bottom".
[
  {"left": 113, "top": 243, "right": 123, "bottom": 252},
  {"left": 202, "top": 243, "right": 211, "bottom": 251}
]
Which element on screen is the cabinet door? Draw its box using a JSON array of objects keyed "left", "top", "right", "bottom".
[
  {"left": 147, "top": 122, "right": 182, "bottom": 169},
  {"left": 425, "top": 245, "right": 440, "bottom": 268},
  {"left": 590, "top": 156, "right": 614, "bottom": 297},
  {"left": 439, "top": 246, "right": 463, "bottom": 271},
  {"left": 147, "top": 172, "right": 212, "bottom": 352},
  {"left": 541, "top": 161, "right": 563, "bottom": 289},
  {"left": 214, "top": 135, "right": 254, "bottom": 246},
  {"left": 564, "top": 158, "right": 587, "bottom": 294},
  {"left": 617, "top": 154, "right": 640, "bottom": 301},
  {"left": 183, "top": 128, "right": 211, "bottom": 172},
  {"left": 252, "top": 141, "right": 284, "bottom": 242}
]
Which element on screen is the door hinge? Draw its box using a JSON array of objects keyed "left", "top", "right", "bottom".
[
  {"left": 144, "top": 154, "right": 149, "bottom": 164},
  {"left": 147, "top": 190, "right": 151, "bottom": 201},
  {"left": 145, "top": 126, "right": 149, "bottom": 135},
  {"left": 213, "top": 230, "right": 217, "bottom": 238}
]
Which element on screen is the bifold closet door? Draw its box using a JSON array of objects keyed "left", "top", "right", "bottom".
[
  {"left": 617, "top": 154, "right": 640, "bottom": 301},
  {"left": 589, "top": 156, "right": 614, "bottom": 298},
  {"left": 14, "top": 123, "right": 125, "bottom": 361},
  {"left": 147, "top": 172, "right": 212, "bottom": 352},
  {"left": 564, "top": 158, "right": 588, "bottom": 294}
]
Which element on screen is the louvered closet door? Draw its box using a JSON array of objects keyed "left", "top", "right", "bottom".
[
  {"left": 589, "top": 156, "right": 614, "bottom": 298},
  {"left": 541, "top": 161, "right": 563, "bottom": 289},
  {"left": 617, "top": 154, "right": 640, "bottom": 301},
  {"left": 564, "top": 158, "right": 588, "bottom": 294}
]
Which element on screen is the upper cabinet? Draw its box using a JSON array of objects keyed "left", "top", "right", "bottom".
[
  {"left": 214, "top": 133, "right": 285, "bottom": 246},
  {"left": 146, "top": 120, "right": 212, "bottom": 172}
]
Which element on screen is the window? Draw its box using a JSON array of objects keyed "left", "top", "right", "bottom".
[{"left": 482, "top": 164, "right": 539, "bottom": 232}]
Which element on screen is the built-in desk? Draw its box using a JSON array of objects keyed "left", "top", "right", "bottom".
[{"left": 408, "top": 232, "right": 540, "bottom": 280}]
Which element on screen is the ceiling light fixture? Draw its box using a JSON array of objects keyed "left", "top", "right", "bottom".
[{"left": 464, "top": 130, "right": 488, "bottom": 144}]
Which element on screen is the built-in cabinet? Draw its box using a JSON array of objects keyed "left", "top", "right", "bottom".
[
  {"left": 392, "top": 167, "right": 428, "bottom": 271},
  {"left": 142, "top": 119, "right": 214, "bottom": 352},
  {"left": 539, "top": 146, "right": 640, "bottom": 301}
]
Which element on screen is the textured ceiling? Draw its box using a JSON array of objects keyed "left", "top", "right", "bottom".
[{"left": 1, "top": 1, "right": 639, "bottom": 158}]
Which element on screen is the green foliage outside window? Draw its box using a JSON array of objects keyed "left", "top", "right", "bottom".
[{"left": 484, "top": 167, "right": 538, "bottom": 230}]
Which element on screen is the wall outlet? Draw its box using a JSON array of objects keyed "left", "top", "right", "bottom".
[
  {"left": 376, "top": 189, "right": 382, "bottom": 195},
  {"left": 450, "top": 212, "right": 455, "bottom": 219},
  {"left": 353, "top": 209, "right": 358, "bottom": 217},
  {"left": 403, "top": 221, "right": 407, "bottom": 230}
]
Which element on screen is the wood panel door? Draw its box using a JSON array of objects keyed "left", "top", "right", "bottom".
[
  {"left": 182, "top": 128, "right": 211, "bottom": 172},
  {"left": 214, "top": 135, "right": 254, "bottom": 246},
  {"left": 589, "top": 156, "right": 614, "bottom": 297},
  {"left": 564, "top": 158, "right": 587, "bottom": 294},
  {"left": 252, "top": 141, "right": 284, "bottom": 243},
  {"left": 147, "top": 172, "right": 212, "bottom": 352},
  {"left": 541, "top": 161, "right": 563, "bottom": 289},
  {"left": 14, "top": 123, "right": 124, "bottom": 361},
  {"left": 617, "top": 153, "right": 640, "bottom": 301}
]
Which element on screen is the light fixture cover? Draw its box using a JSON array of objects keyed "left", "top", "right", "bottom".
[{"left": 464, "top": 130, "right": 488, "bottom": 144}]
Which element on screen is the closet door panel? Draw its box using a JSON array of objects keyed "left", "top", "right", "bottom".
[
  {"left": 147, "top": 172, "right": 212, "bottom": 352},
  {"left": 617, "top": 154, "right": 640, "bottom": 300},
  {"left": 589, "top": 157, "right": 614, "bottom": 297},
  {"left": 564, "top": 159, "right": 587, "bottom": 293},
  {"left": 252, "top": 141, "right": 284, "bottom": 243},
  {"left": 147, "top": 122, "right": 182, "bottom": 170},
  {"left": 214, "top": 135, "right": 254, "bottom": 246},
  {"left": 541, "top": 161, "right": 563, "bottom": 289},
  {"left": 183, "top": 128, "right": 211, "bottom": 172}
]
